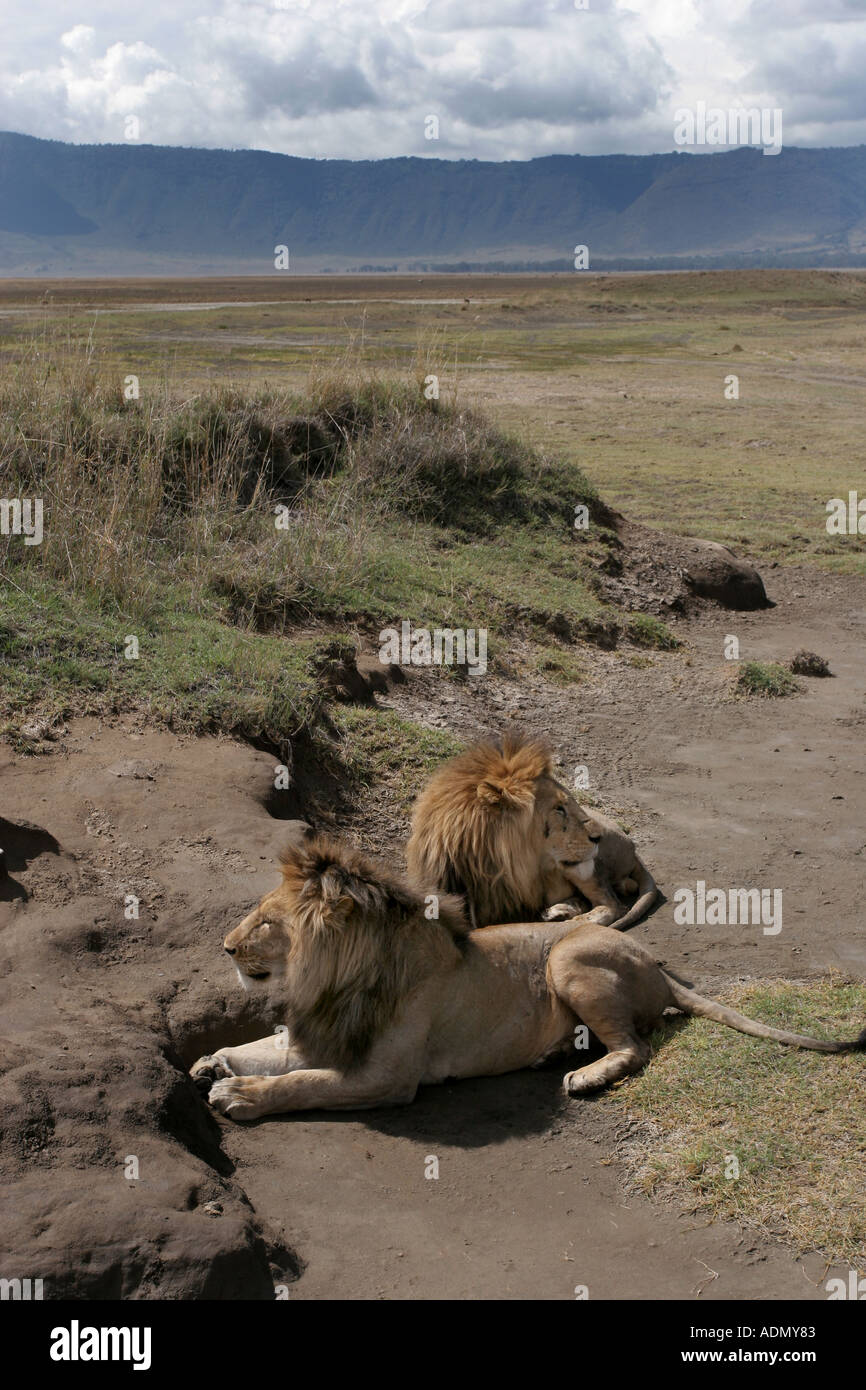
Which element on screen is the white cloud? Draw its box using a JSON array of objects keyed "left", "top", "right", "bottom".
[
  {"left": 60, "top": 25, "right": 96, "bottom": 55},
  {"left": 0, "top": 0, "right": 864, "bottom": 157}
]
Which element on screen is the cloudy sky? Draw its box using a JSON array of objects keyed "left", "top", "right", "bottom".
[{"left": 1, "top": 0, "right": 864, "bottom": 160}]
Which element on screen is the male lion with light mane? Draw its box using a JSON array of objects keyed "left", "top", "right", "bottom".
[
  {"left": 406, "top": 733, "right": 657, "bottom": 931},
  {"left": 191, "top": 833, "right": 864, "bottom": 1121}
]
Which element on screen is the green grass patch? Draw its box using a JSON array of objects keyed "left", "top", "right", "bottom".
[
  {"left": 0, "top": 338, "right": 614, "bottom": 750},
  {"left": 609, "top": 978, "right": 866, "bottom": 1266},
  {"left": 736, "top": 660, "right": 800, "bottom": 698},
  {"left": 534, "top": 645, "right": 587, "bottom": 684},
  {"left": 627, "top": 612, "right": 682, "bottom": 650},
  {"left": 6, "top": 273, "right": 866, "bottom": 575},
  {"left": 328, "top": 706, "right": 464, "bottom": 807},
  {"left": 0, "top": 572, "right": 331, "bottom": 749}
]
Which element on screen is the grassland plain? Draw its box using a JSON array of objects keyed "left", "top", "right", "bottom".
[
  {"left": 1, "top": 271, "right": 864, "bottom": 1295},
  {"left": 2, "top": 269, "right": 864, "bottom": 570}
]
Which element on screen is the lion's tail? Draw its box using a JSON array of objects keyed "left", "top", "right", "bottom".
[
  {"left": 609, "top": 856, "right": 657, "bottom": 931},
  {"left": 664, "top": 976, "right": 866, "bottom": 1054}
]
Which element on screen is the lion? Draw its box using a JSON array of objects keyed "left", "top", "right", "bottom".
[
  {"left": 191, "top": 832, "right": 864, "bottom": 1121},
  {"left": 405, "top": 733, "right": 657, "bottom": 931}
]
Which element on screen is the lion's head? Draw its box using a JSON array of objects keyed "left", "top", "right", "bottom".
[
  {"left": 406, "top": 733, "right": 600, "bottom": 927},
  {"left": 224, "top": 831, "right": 469, "bottom": 1069}
]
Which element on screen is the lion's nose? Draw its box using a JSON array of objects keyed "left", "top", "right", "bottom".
[{"left": 224, "top": 945, "right": 236, "bottom": 956}]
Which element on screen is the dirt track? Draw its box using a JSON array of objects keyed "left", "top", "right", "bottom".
[{"left": 1, "top": 561, "right": 864, "bottom": 1299}]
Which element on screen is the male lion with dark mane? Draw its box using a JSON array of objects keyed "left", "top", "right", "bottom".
[
  {"left": 406, "top": 733, "right": 657, "bottom": 931},
  {"left": 191, "top": 832, "right": 863, "bottom": 1121}
]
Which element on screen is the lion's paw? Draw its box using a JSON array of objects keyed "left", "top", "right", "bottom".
[
  {"left": 190, "top": 1054, "right": 232, "bottom": 1094},
  {"left": 586, "top": 905, "right": 614, "bottom": 924},
  {"left": 541, "top": 901, "right": 578, "bottom": 922},
  {"left": 562, "top": 1068, "right": 605, "bottom": 1097},
  {"left": 208, "top": 1076, "right": 266, "bottom": 1122}
]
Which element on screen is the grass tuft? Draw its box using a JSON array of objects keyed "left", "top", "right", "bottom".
[
  {"left": 736, "top": 660, "right": 800, "bottom": 698},
  {"left": 328, "top": 706, "right": 464, "bottom": 807},
  {"left": 627, "top": 612, "right": 682, "bottom": 650},
  {"left": 790, "top": 649, "right": 833, "bottom": 678}
]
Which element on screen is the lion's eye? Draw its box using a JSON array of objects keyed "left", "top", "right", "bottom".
[{"left": 556, "top": 805, "right": 567, "bottom": 820}]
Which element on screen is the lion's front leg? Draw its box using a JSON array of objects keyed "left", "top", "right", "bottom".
[
  {"left": 190, "top": 1032, "right": 308, "bottom": 1094},
  {"left": 558, "top": 872, "right": 622, "bottom": 927},
  {"left": 542, "top": 900, "right": 617, "bottom": 925},
  {"left": 208, "top": 1066, "right": 420, "bottom": 1121}
]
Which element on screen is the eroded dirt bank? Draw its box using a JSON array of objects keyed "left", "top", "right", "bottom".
[{"left": 1, "top": 562, "right": 864, "bottom": 1299}]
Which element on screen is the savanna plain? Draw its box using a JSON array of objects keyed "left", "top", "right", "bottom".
[{"left": 1, "top": 270, "right": 864, "bottom": 1300}]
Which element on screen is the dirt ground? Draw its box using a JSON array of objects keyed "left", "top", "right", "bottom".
[{"left": 2, "top": 555, "right": 863, "bottom": 1300}]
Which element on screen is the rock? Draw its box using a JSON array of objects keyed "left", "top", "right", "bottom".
[
  {"left": 357, "top": 650, "right": 405, "bottom": 688},
  {"left": 546, "top": 612, "right": 574, "bottom": 641},
  {"left": 0, "top": 743, "right": 304, "bottom": 1302},
  {"left": 0, "top": 816, "right": 62, "bottom": 869},
  {"left": 0, "top": 1034, "right": 291, "bottom": 1298},
  {"left": 681, "top": 540, "right": 772, "bottom": 610}
]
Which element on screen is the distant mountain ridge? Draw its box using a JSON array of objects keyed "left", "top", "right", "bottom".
[{"left": 1, "top": 130, "right": 866, "bottom": 274}]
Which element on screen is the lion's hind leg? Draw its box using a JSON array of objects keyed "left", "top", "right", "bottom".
[
  {"left": 548, "top": 928, "right": 667, "bottom": 1095},
  {"left": 563, "top": 1028, "right": 650, "bottom": 1095}
]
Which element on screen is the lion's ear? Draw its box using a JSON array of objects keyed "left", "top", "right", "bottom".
[
  {"left": 477, "top": 775, "right": 534, "bottom": 810},
  {"left": 318, "top": 867, "right": 357, "bottom": 925},
  {"left": 477, "top": 778, "right": 505, "bottom": 805},
  {"left": 318, "top": 894, "right": 355, "bottom": 927}
]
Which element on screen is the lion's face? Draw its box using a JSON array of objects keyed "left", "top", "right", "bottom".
[
  {"left": 224, "top": 892, "right": 292, "bottom": 990},
  {"left": 535, "top": 775, "right": 600, "bottom": 883}
]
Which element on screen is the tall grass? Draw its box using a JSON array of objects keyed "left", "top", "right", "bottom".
[
  {"left": 1, "top": 338, "right": 597, "bottom": 613},
  {"left": 0, "top": 330, "right": 603, "bottom": 742}
]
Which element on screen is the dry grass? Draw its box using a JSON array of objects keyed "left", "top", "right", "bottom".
[
  {"left": 0, "top": 329, "right": 605, "bottom": 749},
  {"left": 6, "top": 270, "right": 864, "bottom": 572}
]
